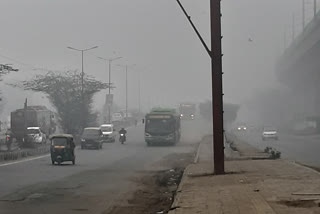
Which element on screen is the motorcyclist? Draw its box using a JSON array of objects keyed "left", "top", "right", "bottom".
[
  {"left": 119, "top": 128, "right": 127, "bottom": 135},
  {"left": 119, "top": 128, "right": 127, "bottom": 143},
  {"left": 5, "top": 128, "right": 13, "bottom": 151}
]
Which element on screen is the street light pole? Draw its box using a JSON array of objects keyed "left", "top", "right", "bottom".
[
  {"left": 67, "top": 45, "right": 98, "bottom": 128},
  {"left": 97, "top": 56, "right": 122, "bottom": 123},
  {"left": 117, "top": 64, "right": 136, "bottom": 120},
  {"left": 303, "top": 0, "right": 306, "bottom": 30},
  {"left": 138, "top": 71, "right": 141, "bottom": 114},
  {"left": 126, "top": 65, "right": 128, "bottom": 119},
  {"left": 315, "top": 0, "right": 317, "bottom": 18}
]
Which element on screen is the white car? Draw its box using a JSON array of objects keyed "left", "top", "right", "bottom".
[
  {"left": 262, "top": 128, "right": 278, "bottom": 141},
  {"left": 100, "top": 124, "right": 116, "bottom": 143},
  {"left": 26, "top": 127, "right": 47, "bottom": 144}
]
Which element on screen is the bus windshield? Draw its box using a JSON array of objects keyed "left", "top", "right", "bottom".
[{"left": 146, "top": 119, "right": 174, "bottom": 133}]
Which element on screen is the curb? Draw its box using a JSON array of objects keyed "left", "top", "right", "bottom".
[
  {"left": 193, "top": 142, "right": 202, "bottom": 164},
  {"left": 288, "top": 160, "right": 320, "bottom": 176},
  {"left": 169, "top": 164, "right": 191, "bottom": 213},
  {"left": 169, "top": 137, "right": 206, "bottom": 213}
]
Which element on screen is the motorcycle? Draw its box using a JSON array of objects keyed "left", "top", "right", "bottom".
[{"left": 119, "top": 133, "right": 126, "bottom": 144}]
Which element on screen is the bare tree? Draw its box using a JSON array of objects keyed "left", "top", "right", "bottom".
[{"left": 13, "top": 70, "right": 109, "bottom": 135}]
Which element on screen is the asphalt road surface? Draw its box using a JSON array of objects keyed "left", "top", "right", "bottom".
[
  {"left": 235, "top": 130, "right": 320, "bottom": 167},
  {"left": 0, "top": 119, "right": 211, "bottom": 214}
]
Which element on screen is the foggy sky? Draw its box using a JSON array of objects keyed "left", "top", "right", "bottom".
[{"left": 0, "top": 0, "right": 307, "bottom": 120}]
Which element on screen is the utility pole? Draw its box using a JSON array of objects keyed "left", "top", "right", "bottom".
[
  {"left": 176, "top": 0, "right": 225, "bottom": 174},
  {"left": 211, "top": 0, "right": 225, "bottom": 175},
  {"left": 97, "top": 56, "right": 122, "bottom": 123}
]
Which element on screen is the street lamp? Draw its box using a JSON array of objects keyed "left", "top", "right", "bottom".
[
  {"left": 97, "top": 56, "right": 122, "bottom": 123},
  {"left": 117, "top": 64, "right": 136, "bottom": 120},
  {"left": 67, "top": 45, "right": 98, "bottom": 128}
]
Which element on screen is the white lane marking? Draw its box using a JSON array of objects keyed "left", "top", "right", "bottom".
[{"left": 0, "top": 154, "right": 50, "bottom": 167}]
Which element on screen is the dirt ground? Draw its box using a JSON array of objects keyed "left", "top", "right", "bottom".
[
  {"left": 104, "top": 153, "right": 194, "bottom": 214},
  {"left": 0, "top": 152, "right": 194, "bottom": 214}
]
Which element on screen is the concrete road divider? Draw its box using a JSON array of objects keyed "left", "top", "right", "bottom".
[{"left": 0, "top": 145, "right": 50, "bottom": 162}]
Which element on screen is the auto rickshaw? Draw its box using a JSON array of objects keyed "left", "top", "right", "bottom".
[{"left": 50, "top": 134, "right": 75, "bottom": 165}]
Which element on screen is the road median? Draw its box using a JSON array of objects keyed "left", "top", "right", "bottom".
[
  {"left": 169, "top": 134, "right": 320, "bottom": 214},
  {"left": 0, "top": 145, "right": 50, "bottom": 162}
]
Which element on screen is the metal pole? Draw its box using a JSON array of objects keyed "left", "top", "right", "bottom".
[
  {"left": 108, "top": 60, "right": 111, "bottom": 123},
  {"left": 315, "top": 0, "right": 317, "bottom": 18},
  {"left": 303, "top": 0, "right": 305, "bottom": 30},
  {"left": 81, "top": 50, "right": 84, "bottom": 128},
  {"left": 292, "top": 13, "right": 295, "bottom": 42},
  {"left": 284, "top": 28, "right": 287, "bottom": 51},
  {"left": 138, "top": 71, "right": 141, "bottom": 114},
  {"left": 126, "top": 65, "right": 128, "bottom": 119},
  {"left": 211, "top": 0, "right": 224, "bottom": 174}
]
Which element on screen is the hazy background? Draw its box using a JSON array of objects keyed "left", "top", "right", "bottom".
[{"left": 0, "top": 0, "right": 309, "bottom": 124}]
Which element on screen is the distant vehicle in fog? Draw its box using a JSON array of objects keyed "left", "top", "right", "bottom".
[
  {"left": 144, "top": 108, "right": 181, "bottom": 146},
  {"left": 100, "top": 124, "right": 116, "bottom": 143},
  {"left": 11, "top": 105, "right": 55, "bottom": 145},
  {"left": 262, "top": 127, "right": 278, "bottom": 141},
  {"left": 237, "top": 125, "right": 247, "bottom": 131},
  {"left": 25, "top": 127, "right": 47, "bottom": 144},
  {"left": 179, "top": 103, "right": 196, "bottom": 120},
  {"left": 112, "top": 112, "right": 123, "bottom": 122},
  {"left": 81, "top": 127, "right": 103, "bottom": 150}
]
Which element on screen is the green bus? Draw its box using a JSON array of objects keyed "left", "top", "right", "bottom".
[{"left": 144, "top": 108, "right": 181, "bottom": 146}]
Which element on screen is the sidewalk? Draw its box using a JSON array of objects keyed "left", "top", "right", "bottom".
[{"left": 169, "top": 135, "right": 320, "bottom": 214}]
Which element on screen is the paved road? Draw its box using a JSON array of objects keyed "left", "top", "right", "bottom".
[
  {"left": 235, "top": 130, "right": 320, "bottom": 167},
  {"left": 0, "top": 119, "right": 211, "bottom": 214}
]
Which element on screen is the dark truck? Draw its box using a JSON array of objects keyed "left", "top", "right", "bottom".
[
  {"left": 144, "top": 108, "right": 181, "bottom": 146},
  {"left": 11, "top": 106, "right": 56, "bottom": 143}
]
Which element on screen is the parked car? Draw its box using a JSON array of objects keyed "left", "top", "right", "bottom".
[
  {"left": 262, "top": 127, "right": 278, "bottom": 141},
  {"left": 81, "top": 127, "right": 103, "bottom": 149},
  {"left": 25, "top": 127, "right": 47, "bottom": 144},
  {"left": 100, "top": 124, "right": 116, "bottom": 143}
]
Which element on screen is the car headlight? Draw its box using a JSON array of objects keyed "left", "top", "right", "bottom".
[
  {"left": 81, "top": 139, "right": 86, "bottom": 142},
  {"left": 244, "top": 127, "right": 247, "bottom": 130},
  {"left": 180, "top": 114, "right": 183, "bottom": 117},
  {"left": 238, "top": 127, "right": 241, "bottom": 130}
]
